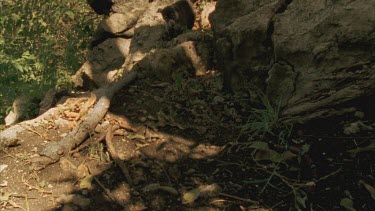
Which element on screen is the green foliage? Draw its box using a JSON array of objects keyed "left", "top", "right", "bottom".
[
  {"left": 0, "top": 0, "right": 98, "bottom": 124},
  {"left": 242, "top": 93, "right": 281, "bottom": 136},
  {"left": 240, "top": 92, "right": 292, "bottom": 145}
]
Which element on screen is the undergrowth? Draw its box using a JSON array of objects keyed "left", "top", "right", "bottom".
[
  {"left": 233, "top": 92, "right": 314, "bottom": 210},
  {"left": 240, "top": 92, "right": 293, "bottom": 145},
  {"left": 0, "top": 0, "right": 98, "bottom": 124}
]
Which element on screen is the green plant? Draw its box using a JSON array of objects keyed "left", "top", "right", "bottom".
[
  {"left": 244, "top": 98, "right": 280, "bottom": 135},
  {"left": 0, "top": 0, "right": 98, "bottom": 124},
  {"left": 240, "top": 92, "right": 292, "bottom": 141}
]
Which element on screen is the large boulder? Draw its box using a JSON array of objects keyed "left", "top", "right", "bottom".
[{"left": 210, "top": 0, "right": 375, "bottom": 123}]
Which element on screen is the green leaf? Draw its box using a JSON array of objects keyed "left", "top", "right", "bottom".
[
  {"left": 301, "top": 144, "right": 310, "bottom": 153},
  {"left": 295, "top": 190, "right": 307, "bottom": 211}
]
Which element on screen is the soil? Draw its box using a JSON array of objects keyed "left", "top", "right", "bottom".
[
  {"left": 1, "top": 1, "right": 375, "bottom": 210},
  {"left": 1, "top": 72, "right": 375, "bottom": 211}
]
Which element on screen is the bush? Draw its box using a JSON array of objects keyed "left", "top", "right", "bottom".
[{"left": 0, "top": 0, "right": 98, "bottom": 124}]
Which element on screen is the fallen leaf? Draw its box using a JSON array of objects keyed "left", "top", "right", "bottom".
[
  {"left": 59, "top": 157, "right": 78, "bottom": 173},
  {"left": 77, "top": 164, "right": 89, "bottom": 179},
  {"left": 254, "top": 149, "right": 282, "bottom": 163},
  {"left": 127, "top": 134, "right": 146, "bottom": 140},
  {"left": 38, "top": 180, "right": 46, "bottom": 188},
  {"left": 182, "top": 188, "right": 200, "bottom": 204},
  {"left": 295, "top": 190, "right": 307, "bottom": 211},
  {"left": 158, "top": 186, "right": 178, "bottom": 195},
  {"left": 142, "top": 183, "right": 178, "bottom": 195},
  {"left": 359, "top": 180, "right": 375, "bottom": 201},
  {"left": 301, "top": 144, "right": 310, "bottom": 153},
  {"left": 348, "top": 140, "right": 375, "bottom": 157},
  {"left": 340, "top": 198, "right": 356, "bottom": 211},
  {"left": 150, "top": 82, "right": 170, "bottom": 87},
  {"left": 0, "top": 180, "right": 8, "bottom": 187},
  {"left": 142, "top": 183, "right": 161, "bottom": 192},
  {"left": 80, "top": 175, "right": 94, "bottom": 189},
  {"left": 8, "top": 200, "right": 23, "bottom": 209},
  {"left": 248, "top": 141, "right": 269, "bottom": 150},
  {"left": 0, "top": 191, "right": 11, "bottom": 201},
  {"left": 0, "top": 164, "right": 8, "bottom": 172},
  {"left": 198, "top": 183, "right": 221, "bottom": 197}
]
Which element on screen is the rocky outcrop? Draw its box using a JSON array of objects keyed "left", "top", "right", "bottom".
[
  {"left": 210, "top": 0, "right": 375, "bottom": 122},
  {"left": 74, "top": 0, "right": 212, "bottom": 88},
  {"left": 72, "top": 38, "right": 131, "bottom": 88},
  {"left": 4, "top": 95, "right": 39, "bottom": 126}
]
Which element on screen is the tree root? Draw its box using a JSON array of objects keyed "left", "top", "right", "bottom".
[
  {"left": 0, "top": 108, "right": 67, "bottom": 150},
  {"left": 30, "top": 70, "right": 138, "bottom": 170}
]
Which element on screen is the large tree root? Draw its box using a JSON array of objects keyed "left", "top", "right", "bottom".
[
  {"left": 0, "top": 108, "right": 69, "bottom": 150},
  {"left": 30, "top": 70, "right": 138, "bottom": 170},
  {"left": 1, "top": 0, "right": 192, "bottom": 171}
]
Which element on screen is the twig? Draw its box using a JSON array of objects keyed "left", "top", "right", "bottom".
[
  {"left": 10, "top": 194, "right": 32, "bottom": 211},
  {"left": 316, "top": 168, "right": 342, "bottom": 182},
  {"left": 301, "top": 135, "right": 375, "bottom": 139},
  {"left": 218, "top": 192, "right": 259, "bottom": 205},
  {"left": 93, "top": 176, "right": 116, "bottom": 202},
  {"left": 21, "top": 175, "right": 52, "bottom": 195},
  {"left": 7, "top": 200, "right": 25, "bottom": 211},
  {"left": 155, "top": 162, "right": 172, "bottom": 186},
  {"left": 117, "top": 122, "right": 137, "bottom": 132},
  {"left": 22, "top": 125, "right": 50, "bottom": 141},
  {"left": 69, "top": 132, "right": 107, "bottom": 155},
  {"left": 270, "top": 200, "right": 284, "bottom": 210}
]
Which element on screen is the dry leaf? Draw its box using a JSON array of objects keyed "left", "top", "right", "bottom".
[
  {"left": 77, "top": 164, "right": 89, "bottom": 179},
  {"left": 248, "top": 141, "right": 269, "bottom": 150},
  {"left": 348, "top": 141, "right": 375, "bottom": 157},
  {"left": 254, "top": 149, "right": 282, "bottom": 163},
  {"left": 80, "top": 175, "right": 94, "bottom": 189},
  {"left": 0, "top": 191, "right": 11, "bottom": 201},
  {"left": 182, "top": 188, "right": 200, "bottom": 204},
  {"left": 60, "top": 157, "right": 78, "bottom": 172},
  {"left": 340, "top": 198, "right": 356, "bottom": 211},
  {"left": 359, "top": 180, "right": 375, "bottom": 201}
]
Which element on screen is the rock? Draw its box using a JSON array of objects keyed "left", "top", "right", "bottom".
[
  {"left": 139, "top": 40, "right": 212, "bottom": 80},
  {"left": 39, "top": 88, "right": 67, "bottom": 115},
  {"left": 210, "top": 0, "right": 375, "bottom": 123},
  {"left": 266, "top": 61, "right": 297, "bottom": 106},
  {"left": 90, "top": 0, "right": 150, "bottom": 46},
  {"left": 4, "top": 94, "right": 39, "bottom": 126},
  {"left": 200, "top": 2, "right": 216, "bottom": 29},
  {"left": 111, "top": 0, "right": 150, "bottom": 15},
  {"left": 99, "top": 9, "right": 145, "bottom": 35},
  {"left": 179, "top": 41, "right": 212, "bottom": 76},
  {"left": 72, "top": 38, "right": 131, "bottom": 88}
]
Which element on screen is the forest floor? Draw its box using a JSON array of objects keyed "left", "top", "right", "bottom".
[{"left": 1, "top": 72, "right": 375, "bottom": 211}]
